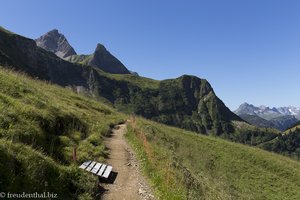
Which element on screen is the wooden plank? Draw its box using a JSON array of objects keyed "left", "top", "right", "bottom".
[
  {"left": 79, "top": 161, "right": 113, "bottom": 179},
  {"left": 91, "top": 163, "right": 102, "bottom": 174},
  {"left": 102, "top": 165, "right": 112, "bottom": 178},
  {"left": 86, "top": 161, "right": 96, "bottom": 172},
  {"left": 79, "top": 161, "right": 91, "bottom": 169},
  {"left": 97, "top": 164, "right": 107, "bottom": 176}
]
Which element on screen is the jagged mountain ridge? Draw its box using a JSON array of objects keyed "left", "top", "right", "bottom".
[
  {"left": 0, "top": 26, "right": 243, "bottom": 137},
  {"left": 36, "top": 29, "right": 130, "bottom": 74},
  {"left": 235, "top": 102, "right": 300, "bottom": 119},
  {"left": 235, "top": 103, "right": 299, "bottom": 131},
  {"left": 277, "top": 106, "right": 300, "bottom": 117}
]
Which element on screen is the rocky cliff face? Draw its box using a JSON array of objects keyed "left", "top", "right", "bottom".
[
  {"left": 89, "top": 43, "right": 130, "bottom": 74},
  {"left": 35, "top": 29, "right": 76, "bottom": 58},
  {"left": 270, "top": 115, "right": 298, "bottom": 131},
  {"left": 96, "top": 74, "right": 242, "bottom": 135},
  {"left": 36, "top": 29, "right": 130, "bottom": 74}
]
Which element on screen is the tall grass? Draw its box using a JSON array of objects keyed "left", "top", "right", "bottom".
[
  {"left": 0, "top": 67, "right": 126, "bottom": 198},
  {"left": 126, "top": 117, "right": 300, "bottom": 200}
]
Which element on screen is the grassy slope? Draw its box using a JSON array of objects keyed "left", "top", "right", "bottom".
[
  {"left": 0, "top": 26, "right": 14, "bottom": 35},
  {"left": 285, "top": 121, "right": 300, "bottom": 133},
  {"left": 126, "top": 117, "right": 300, "bottom": 200},
  {"left": 0, "top": 67, "right": 126, "bottom": 199},
  {"left": 66, "top": 54, "right": 93, "bottom": 65},
  {"left": 106, "top": 73, "right": 160, "bottom": 90}
]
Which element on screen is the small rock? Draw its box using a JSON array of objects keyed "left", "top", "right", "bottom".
[{"left": 138, "top": 188, "right": 146, "bottom": 195}]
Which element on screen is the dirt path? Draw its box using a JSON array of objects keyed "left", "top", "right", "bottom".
[{"left": 101, "top": 123, "right": 155, "bottom": 200}]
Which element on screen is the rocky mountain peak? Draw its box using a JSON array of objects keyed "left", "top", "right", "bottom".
[
  {"left": 240, "top": 102, "right": 253, "bottom": 108},
  {"left": 95, "top": 43, "right": 107, "bottom": 52},
  {"left": 35, "top": 29, "right": 76, "bottom": 58},
  {"left": 37, "top": 31, "right": 130, "bottom": 74},
  {"left": 241, "top": 102, "right": 250, "bottom": 106},
  {"left": 235, "top": 103, "right": 256, "bottom": 115},
  {"left": 48, "top": 29, "right": 59, "bottom": 35},
  {"left": 259, "top": 105, "right": 268, "bottom": 110},
  {"left": 89, "top": 43, "right": 130, "bottom": 74}
]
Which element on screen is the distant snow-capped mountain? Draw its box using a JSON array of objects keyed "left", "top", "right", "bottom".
[
  {"left": 234, "top": 103, "right": 300, "bottom": 131},
  {"left": 235, "top": 103, "right": 300, "bottom": 120},
  {"left": 277, "top": 106, "right": 300, "bottom": 116}
]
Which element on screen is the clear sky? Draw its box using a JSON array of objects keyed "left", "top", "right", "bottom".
[{"left": 1, "top": 0, "right": 300, "bottom": 110}]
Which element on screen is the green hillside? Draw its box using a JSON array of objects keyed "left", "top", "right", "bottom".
[
  {"left": 0, "top": 67, "right": 125, "bottom": 199},
  {"left": 261, "top": 123, "right": 300, "bottom": 159},
  {"left": 126, "top": 117, "right": 300, "bottom": 200}
]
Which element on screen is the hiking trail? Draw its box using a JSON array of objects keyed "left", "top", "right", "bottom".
[{"left": 101, "top": 123, "right": 155, "bottom": 200}]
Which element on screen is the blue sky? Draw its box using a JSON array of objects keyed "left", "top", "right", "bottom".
[{"left": 1, "top": 0, "right": 300, "bottom": 110}]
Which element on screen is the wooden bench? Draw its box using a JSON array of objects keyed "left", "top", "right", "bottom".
[{"left": 79, "top": 161, "right": 113, "bottom": 179}]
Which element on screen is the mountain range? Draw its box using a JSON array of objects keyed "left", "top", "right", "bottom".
[
  {"left": 0, "top": 26, "right": 243, "bottom": 137},
  {"left": 235, "top": 103, "right": 299, "bottom": 130},
  {"left": 235, "top": 103, "right": 300, "bottom": 119},
  {"left": 1, "top": 26, "right": 300, "bottom": 157}
]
